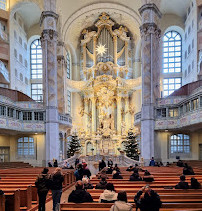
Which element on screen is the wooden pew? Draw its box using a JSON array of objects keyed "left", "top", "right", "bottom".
[{"left": 0, "top": 194, "right": 5, "bottom": 211}]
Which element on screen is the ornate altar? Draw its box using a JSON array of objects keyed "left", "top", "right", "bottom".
[{"left": 67, "top": 13, "right": 141, "bottom": 155}]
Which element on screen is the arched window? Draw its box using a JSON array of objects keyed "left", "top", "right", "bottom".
[
  {"left": 163, "top": 31, "right": 182, "bottom": 97},
  {"left": 170, "top": 134, "right": 190, "bottom": 154},
  {"left": 67, "top": 52, "right": 70, "bottom": 79},
  {"left": 30, "top": 39, "right": 43, "bottom": 102},
  {"left": 17, "top": 137, "right": 35, "bottom": 157},
  {"left": 30, "top": 39, "right": 42, "bottom": 79},
  {"left": 0, "top": 0, "right": 6, "bottom": 10}
]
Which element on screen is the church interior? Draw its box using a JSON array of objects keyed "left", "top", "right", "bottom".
[{"left": 0, "top": 0, "right": 202, "bottom": 167}]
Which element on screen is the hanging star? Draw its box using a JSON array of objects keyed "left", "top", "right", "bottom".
[{"left": 96, "top": 43, "right": 107, "bottom": 56}]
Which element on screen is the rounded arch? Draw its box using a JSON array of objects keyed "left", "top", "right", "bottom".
[
  {"left": 86, "top": 141, "right": 93, "bottom": 155},
  {"left": 163, "top": 26, "right": 184, "bottom": 38},
  {"left": 9, "top": 0, "right": 43, "bottom": 16},
  {"left": 62, "top": 2, "right": 141, "bottom": 41}
]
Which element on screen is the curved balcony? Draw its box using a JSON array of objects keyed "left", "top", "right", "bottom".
[
  {"left": 0, "top": 61, "right": 9, "bottom": 84},
  {"left": 59, "top": 113, "right": 72, "bottom": 128},
  {"left": 134, "top": 112, "right": 141, "bottom": 126}
]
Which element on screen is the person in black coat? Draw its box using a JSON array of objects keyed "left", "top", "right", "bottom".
[
  {"left": 108, "top": 158, "right": 113, "bottom": 167},
  {"left": 183, "top": 163, "right": 195, "bottom": 175},
  {"left": 53, "top": 159, "right": 58, "bottom": 167},
  {"left": 95, "top": 177, "right": 108, "bottom": 189},
  {"left": 190, "top": 177, "right": 201, "bottom": 189},
  {"left": 35, "top": 168, "right": 50, "bottom": 211},
  {"left": 176, "top": 159, "right": 184, "bottom": 167},
  {"left": 113, "top": 164, "right": 120, "bottom": 173},
  {"left": 75, "top": 158, "right": 79, "bottom": 168},
  {"left": 134, "top": 185, "right": 162, "bottom": 211},
  {"left": 129, "top": 169, "right": 142, "bottom": 181},
  {"left": 112, "top": 171, "right": 123, "bottom": 179},
  {"left": 68, "top": 180, "right": 93, "bottom": 203},
  {"left": 143, "top": 170, "right": 154, "bottom": 182},
  {"left": 50, "top": 168, "right": 64, "bottom": 211},
  {"left": 175, "top": 175, "right": 189, "bottom": 189},
  {"left": 99, "top": 159, "right": 106, "bottom": 171}
]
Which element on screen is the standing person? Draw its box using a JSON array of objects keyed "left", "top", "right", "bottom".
[
  {"left": 108, "top": 158, "right": 113, "bottom": 167},
  {"left": 110, "top": 191, "right": 133, "bottom": 211},
  {"left": 100, "top": 159, "right": 106, "bottom": 171},
  {"left": 83, "top": 163, "right": 91, "bottom": 179},
  {"left": 134, "top": 185, "right": 162, "bottom": 211},
  {"left": 50, "top": 168, "right": 64, "bottom": 211},
  {"left": 53, "top": 159, "right": 58, "bottom": 167},
  {"left": 35, "top": 168, "right": 50, "bottom": 211},
  {"left": 149, "top": 157, "right": 155, "bottom": 166},
  {"left": 75, "top": 158, "right": 79, "bottom": 168}
]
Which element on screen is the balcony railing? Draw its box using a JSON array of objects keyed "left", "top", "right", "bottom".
[
  {"left": 59, "top": 113, "right": 72, "bottom": 126},
  {"left": 0, "top": 61, "right": 9, "bottom": 83}
]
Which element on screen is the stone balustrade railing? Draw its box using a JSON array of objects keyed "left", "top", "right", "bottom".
[
  {"left": 0, "top": 60, "right": 9, "bottom": 83},
  {"left": 58, "top": 113, "right": 72, "bottom": 125},
  {"left": 134, "top": 111, "right": 141, "bottom": 125}
]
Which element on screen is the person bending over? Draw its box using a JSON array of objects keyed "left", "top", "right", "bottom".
[
  {"left": 134, "top": 185, "right": 162, "bottom": 211},
  {"left": 68, "top": 180, "right": 93, "bottom": 203}
]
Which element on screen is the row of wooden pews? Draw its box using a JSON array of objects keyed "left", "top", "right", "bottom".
[
  {"left": 0, "top": 162, "right": 33, "bottom": 169},
  {"left": 60, "top": 165, "right": 202, "bottom": 211},
  {"left": 0, "top": 167, "right": 75, "bottom": 211}
]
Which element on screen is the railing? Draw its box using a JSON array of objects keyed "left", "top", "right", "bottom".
[
  {"left": 155, "top": 108, "right": 202, "bottom": 130},
  {"left": 59, "top": 152, "right": 81, "bottom": 167},
  {"left": 0, "top": 61, "right": 9, "bottom": 83},
  {"left": 134, "top": 112, "right": 141, "bottom": 125},
  {"left": 58, "top": 113, "right": 72, "bottom": 125}
]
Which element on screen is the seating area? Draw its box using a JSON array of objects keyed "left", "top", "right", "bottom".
[
  {"left": 60, "top": 164, "right": 202, "bottom": 211},
  {"left": 0, "top": 167, "right": 75, "bottom": 211},
  {"left": 0, "top": 162, "right": 33, "bottom": 169}
]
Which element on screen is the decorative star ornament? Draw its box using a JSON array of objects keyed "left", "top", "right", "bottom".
[{"left": 96, "top": 43, "right": 107, "bottom": 56}]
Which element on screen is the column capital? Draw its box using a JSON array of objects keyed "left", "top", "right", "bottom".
[
  {"left": 41, "top": 29, "right": 58, "bottom": 42},
  {"left": 139, "top": 3, "right": 162, "bottom": 18},
  {"left": 40, "top": 11, "right": 59, "bottom": 26},
  {"left": 140, "top": 23, "right": 161, "bottom": 40}
]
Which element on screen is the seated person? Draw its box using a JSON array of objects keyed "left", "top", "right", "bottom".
[
  {"left": 129, "top": 169, "right": 142, "bottom": 181},
  {"left": 110, "top": 191, "right": 133, "bottom": 211},
  {"left": 143, "top": 170, "right": 154, "bottom": 182},
  {"left": 106, "top": 167, "right": 113, "bottom": 174},
  {"left": 113, "top": 171, "right": 123, "bottom": 179},
  {"left": 183, "top": 163, "right": 195, "bottom": 175},
  {"left": 113, "top": 164, "right": 121, "bottom": 173},
  {"left": 190, "top": 177, "right": 201, "bottom": 189},
  {"left": 68, "top": 180, "right": 93, "bottom": 203},
  {"left": 126, "top": 165, "right": 135, "bottom": 172},
  {"left": 134, "top": 185, "right": 162, "bottom": 211},
  {"left": 175, "top": 175, "right": 189, "bottom": 189},
  {"left": 99, "top": 183, "right": 118, "bottom": 203},
  {"left": 176, "top": 159, "right": 184, "bottom": 167},
  {"left": 149, "top": 157, "right": 155, "bottom": 166},
  {"left": 95, "top": 177, "right": 108, "bottom": 189},
  {"left": 82, "top": 176, "right": 94, "bottom": 189},
  {"left": 108, "top": 158, "right": 113, "bottom": 168},
  {"left": 166, "top": 162, "right": 171, "bottom": 167}
]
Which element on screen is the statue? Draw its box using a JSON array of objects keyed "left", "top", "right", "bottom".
[{"left": 121, "top": 121, "right": 126, "bottom": 136}]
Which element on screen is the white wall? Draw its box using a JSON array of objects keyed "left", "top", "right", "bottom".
[{"left": 10, "top": 12, "right": 30, "bottom": 96}]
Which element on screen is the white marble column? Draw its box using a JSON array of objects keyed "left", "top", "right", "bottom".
[
  {"left": 83, "top": 98, "right": 89, "bottom": 133},
  {"left": 125, "top": 96, "right": 130, "bottom": 131},
  {"left": 139, "top": 3, "right": 161, "bottom": 165},
  {"left": 40, "top": 0, "right": 59, "bottom": 166}
]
